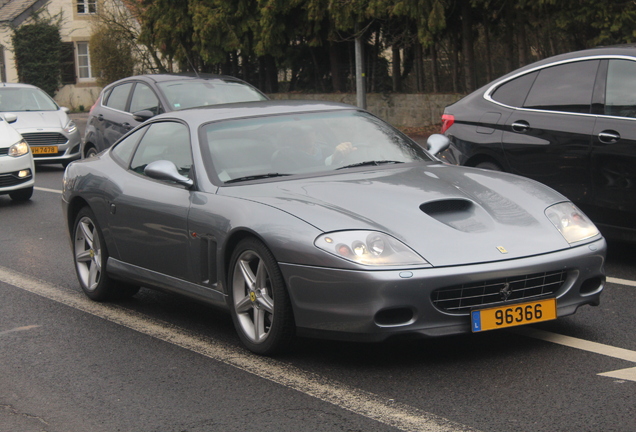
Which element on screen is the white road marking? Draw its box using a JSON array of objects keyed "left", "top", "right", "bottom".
[
  {"left": 0, "top": 325, "right": 41, "bottom": 336},
  {"left": 512, "top": 327, "right": 636, "bottom": 382},
  {"left": 34, "top": 187, "right": 62, "bottom": 194},
  {"left": 607, "top": 276, "right": 636, "bottom": 288},
  {"left": 0, "top": 266, "right": 476, "bottom": 432}
]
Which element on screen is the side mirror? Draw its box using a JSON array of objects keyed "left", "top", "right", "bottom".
[
  {"left": 132, "top": 110, "right": 155, "bottom": 122},
  {"left": 145, "top": 160, "right": 194, "bottom": 188},
  {"left": 426, "top": 134, "right": 451, "bottom": 156},
  {"left": 3, "top": 113, "right": 18, "bottom": 124}
]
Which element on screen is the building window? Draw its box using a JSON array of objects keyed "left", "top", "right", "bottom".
[
  {"left": 77, "top": 0, "right": 97, "bottom": 14},
  {"left": 77, "top": 42, "right": 92, "bottom": 80}
]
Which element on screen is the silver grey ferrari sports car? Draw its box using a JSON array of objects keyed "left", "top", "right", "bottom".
[{"left": 62, "top": 101, "right": 606, "bottom": 355}]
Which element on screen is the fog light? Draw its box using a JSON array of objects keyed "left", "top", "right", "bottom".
[{"left": 18, "top": 169, "right": 31, "bottom": 178}]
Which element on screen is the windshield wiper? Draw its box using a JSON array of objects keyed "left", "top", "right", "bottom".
[
  {"left": 225, "top": 173, "right": 291, "bottom": 184},
  {"left": 336, "top": 160, "right": 403, "bottom": 170}
]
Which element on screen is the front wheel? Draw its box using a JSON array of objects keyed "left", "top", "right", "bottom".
[
  {"left": 9, "top": 187, "right": 33, "bottom": 201},
  {"left": 228, "top": 238, "right": 295, "bottom": 355},
  {"left": 72, "top": 207, "right": 139, "bottom": 301}
]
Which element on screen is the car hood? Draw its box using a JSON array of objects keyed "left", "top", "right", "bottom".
[
  {"left": 8, "top": 111, "right": 69, "bottom": 132},
  {"left": 221, "top": 164, "right": 578, "bottom": 267},
  {"left": 0, "top": 121, "right": 23, "bottom": 148}
]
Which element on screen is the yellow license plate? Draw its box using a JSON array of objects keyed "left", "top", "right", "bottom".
[
  {"left": 471, "top": 298, "right": 557, "bottom": 332},
  {"left": 32, "top": 146, "right": 58, "bottom": 154}
]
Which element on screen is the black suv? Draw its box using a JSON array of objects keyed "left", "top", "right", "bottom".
[
  {"left": 442, "top": 45, "right": 636, "bottom": 241},
  {"left": 83, "top": 74, "right": 268, "bottom": 158}
]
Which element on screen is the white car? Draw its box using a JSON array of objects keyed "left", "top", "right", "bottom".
[
  {"left": 0, "top": 113, "right": 35, "bottom": 201},
  {"left": 0, "top": 83, "right": 81, "bottom": 167}
]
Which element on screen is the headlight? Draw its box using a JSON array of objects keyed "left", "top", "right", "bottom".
[
  {"left": 64, "top": 120, "right": 77, "bottom": 134},
  {"left": 315, "top": 230, "right": 428, "bottom": 266},
  {"left": 546, "top": 202, "right": 599, "bottom": 244},
  {"left": 8, "top": 139, "right": 30, "bottom": 157}
]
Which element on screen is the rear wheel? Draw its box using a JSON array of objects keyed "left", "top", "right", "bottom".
[
  {"left": 9, "top": 187, "right": 33, "bottom": 202},
  {"left": 228, "top": 238, "right": 295, "bottom": 355},
  {"left": 73, "top": 207, "right": 139, "bottom": 301}
]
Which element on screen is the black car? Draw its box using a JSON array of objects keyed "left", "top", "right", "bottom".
[
  {"left": 82, "top": 73, "right": 268, "bottom": 158},
  {"left": 441, "top": 45, "right": 636, "bottom": 242}
]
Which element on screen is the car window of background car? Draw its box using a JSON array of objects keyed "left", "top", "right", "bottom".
[
  {"left": 605, "top": 59, "right": 636, "bottom": 118},
  {"left": 157, "top": 81, "right": 267, "bottom": 110},
  {"left": 111, "top": 125, "right": 148, "bottom": 167},
  {"left": 0, "top": 87, "right": 58, "bottom": 111},
  {"left": 129, "top": 83, "right": 162, "bottom": 115},
  {"left": 105, "top": 83, "right": 133, "bottom": 111},
  {"left": 490, "top": 71, "right": 538, "bottom": 107},
  {"left": 522, "top": 60, "right": 599, "bottom": 114},
  {"left": 130, "top": 122, "right": 192, "bottom": 177}
]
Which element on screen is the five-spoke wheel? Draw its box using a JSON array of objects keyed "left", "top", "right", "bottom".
[{"left": 229, "top": 238, "right": 294, "bottom": 355}]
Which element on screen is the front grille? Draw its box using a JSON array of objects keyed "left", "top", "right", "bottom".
[
  {"left": 0, "top": 172, "right": 31, "bottom": 187},
  {"left": 21, "top": 132, "right": 68, "bottom": 146},
  {"left": 432, "top": 270, "right": 567, "bottom": 314},
  {"left": 0, "top": 148, "right": 8, "bottom": 156}
]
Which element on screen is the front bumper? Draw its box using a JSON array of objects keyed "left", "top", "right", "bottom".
[
  {"left": 0, "top": 152, "right": 35, "bottom": 193},
  {"left": 21, "top": 128, "right": 81, "bottom": 164},
  {"left": 281, "top": 238, "right": 606, "bottom": 342}
]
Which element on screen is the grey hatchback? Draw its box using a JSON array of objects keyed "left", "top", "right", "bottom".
[{"left": 82, "top": 73, "right": 268, "bottom": 158}]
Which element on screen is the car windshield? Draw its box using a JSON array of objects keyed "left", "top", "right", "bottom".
[
  {"left": 200, "top": 110, "right": 433, "bottom": 183},
  {"left": 157, "top": 79, "right": 267, "bottom": 110},
  {"left": 0, "top": 87, "right": 58, "bottom": 112}
]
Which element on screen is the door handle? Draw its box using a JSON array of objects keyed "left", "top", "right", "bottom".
[
  {"left": 511, "top": 121, "right": 530, "bottom": 133},
  {"left": 97, "top": 114, "right": 104, "bottom": 121},
  {"left": 598, "top": 130, "right": 620, "bottom": 144},
  {"left": 122, "top": 122, "right": 133, "bottom": 131}
]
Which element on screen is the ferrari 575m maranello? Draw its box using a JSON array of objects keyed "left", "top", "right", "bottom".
[{"left": 62, "top": 101, "right": 606, "bottom": 355}]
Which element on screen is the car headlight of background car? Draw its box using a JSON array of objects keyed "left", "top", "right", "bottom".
[
  {"left": 8, "top": 139, "right": 30, "bottom": 157},
  {"left": 315, "top": 230, "right": 428, "bottom": 266},
  {"left": 64, "top": 120, "right": 77, "bottom": 134},
  {"left": 546, "top": 202, "right": 599, "bottom": 244}
]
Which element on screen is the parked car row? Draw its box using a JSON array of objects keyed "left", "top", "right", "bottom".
[{"left": 441, "top": 45, "right": 636, "bottom": 242}]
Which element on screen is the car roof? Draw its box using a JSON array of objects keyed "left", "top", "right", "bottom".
[
  {"left": 0, "top": 82, "right": 40, "bottom": 89},
  {"left": 106, "top": 73, "right": 251, "bottom": 87},
  {"left": 151, "top": 100, "right": 360, "bottom": 124},
  {"left": 494, "top": 44, "right": 636, "bottom": 83}
]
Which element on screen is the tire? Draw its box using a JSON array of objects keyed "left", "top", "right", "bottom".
[
  {"left": 72, "top": 207, "right": 139, "bottom": 301},
  {"left": 228, "top": 238, "right": 295, "bottom": 355},
  {"left": 85, "top": 146, "right": 98, "bottom": 159},
  {"left": 9, "top": 187, "right": 33, "bottom": 202},
  {"left": 475, "top": 161, "right": 503, "bottom": 171}
]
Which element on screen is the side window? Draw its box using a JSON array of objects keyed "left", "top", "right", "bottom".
[
  {"left": 523, "top": 60, "right": 599, "bottom": 114},
  {"left": 605, "top": 59, "right": 636, "bottom": 118},
  {"left": 129, "top": 83, "right": 162, "bottom": 115},
  {"left": 111, "top": 126, "right": 148, "bottom": 167},
  {"left": 490, "top": 71, "right": 538, "bottom": 107},
  {"left": 130, "top": 122, "right": 192, "bottom": 178},
  {"left": 104, "top": 83, "right": 133, "bottom": 111}
]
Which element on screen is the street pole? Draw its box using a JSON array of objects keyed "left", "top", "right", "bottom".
[{"left": 355, "top": 25, "right": 366, "bottom": 109}]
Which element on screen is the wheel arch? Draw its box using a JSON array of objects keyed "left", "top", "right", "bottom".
[{"left": 465, "top": 153, "right": 506, "bottom": 171}]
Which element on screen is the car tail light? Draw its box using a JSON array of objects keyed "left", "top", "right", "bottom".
[
  {"left": 88, "top": 97, "right": 100, "bottom": 115},
  {"left": 441, "top": 114, "right": 455, "bottom": 133}
]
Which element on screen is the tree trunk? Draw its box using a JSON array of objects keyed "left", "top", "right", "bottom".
[
  {"left": 329, "top": 42, "right": 343, "bottom": 92},
  {"left": 431, "top": 42, "right": 439, "bottom": 93},
  {"left": 461, "top": 0, "right": 476, "bottom": 93},
  {"left": 392, "top": 44, "right": 401, "bottom": 92}
]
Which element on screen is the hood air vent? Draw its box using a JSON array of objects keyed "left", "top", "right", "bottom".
[{"left": 420, "top": 199, "right": 490, "bottom": 233}]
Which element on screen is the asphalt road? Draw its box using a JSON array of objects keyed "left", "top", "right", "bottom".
[{"left": 0, "top": 153, "right": 634, "bottom": 431}]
